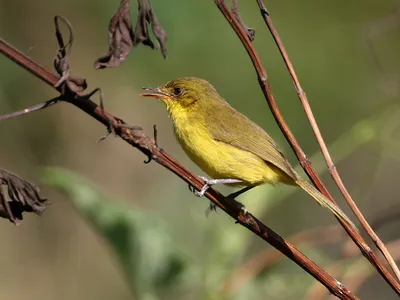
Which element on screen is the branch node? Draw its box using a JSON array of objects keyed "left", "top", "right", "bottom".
[
  {"left": 328, "top": 164, "right": 337, "bottom": 173},
  {"left": 259, "top": 76, "right": 267, "bottom": 84},
  {"left": 299, "top": 155, "right": 310, "bottom": 167}
]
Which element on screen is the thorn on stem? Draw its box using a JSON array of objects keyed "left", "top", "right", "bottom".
[{"left": 153, "top": 124, "right": 159, "bottom": 148}]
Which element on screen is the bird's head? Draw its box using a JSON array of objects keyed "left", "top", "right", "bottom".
[{"left": 140, "top": 77, "right": 221, "bottom": 118}]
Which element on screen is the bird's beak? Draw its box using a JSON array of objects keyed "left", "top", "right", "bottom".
[{"left": 139, "top": 87, "right": 171, "bottom": 99}]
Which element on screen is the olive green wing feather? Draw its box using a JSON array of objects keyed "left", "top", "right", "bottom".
[{"left": 206, "top": 102, "right": 296, "bottom": 180}]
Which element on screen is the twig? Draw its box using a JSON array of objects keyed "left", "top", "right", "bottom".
[
  {"left": 0, "top": 37, "right": 358, "bottom": 299},
  {"left": 254, "top": 0, "right": 400, "bottom": 283},
  {"left": 0, "top": 97, "right": 60, "bottom": 121},
  {"left": 213, "top": 0, "right": 400, "bottom": 295}
]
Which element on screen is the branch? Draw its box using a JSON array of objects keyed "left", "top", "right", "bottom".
[
  {"left": 213, "top": 0, "right": 400, "bottom": 296},
  {"left": 254, "top": 0, "right": 400, "bottom": 283},
  {"left": 0, "top": 37, "right": 357, "bottom": 299}
]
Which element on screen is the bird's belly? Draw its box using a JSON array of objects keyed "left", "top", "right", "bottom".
[{"left": 175, "top": 129, "right": 284, "bottom": 186}]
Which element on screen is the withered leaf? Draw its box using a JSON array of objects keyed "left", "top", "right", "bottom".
[
  {"left": 147, "top": 1, "right": 168, "bottom": 58},
  {"left": 95, "top": 0, "right": 134, "bottom": 69},
  {"left": 95, "top": 0, "right": 167, "bottom": 69},
  {"left": 53, "top": 15, "right": 88, "bottom": 94},
  {"left": 133, "top": 0, "right": 154, "bottom": 48},
  {"left": 0, "top": 168, "right": 48, "bottom": 225}
]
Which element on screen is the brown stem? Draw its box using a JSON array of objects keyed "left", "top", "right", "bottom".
[
  {"left": 254, "top": 0, "right": 400, "bottom": 283},
  {"left": 0, "top": 38, "right": 358, "bottom": 299},
  {"left": 213, "top": 0, "right": 400, "bottom": 296}
]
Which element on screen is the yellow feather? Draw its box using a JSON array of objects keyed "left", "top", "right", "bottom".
[{"left": 171, "top": 103, "right": 286, "bottom": 186}]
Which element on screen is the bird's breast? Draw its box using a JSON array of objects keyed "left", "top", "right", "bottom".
[{"left": 172, "top": 120, "right": 280, "bottom": 186}]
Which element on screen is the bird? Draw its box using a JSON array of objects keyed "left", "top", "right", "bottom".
[{"left": 140, "top": 77, "right": 355, "bottom": 228}]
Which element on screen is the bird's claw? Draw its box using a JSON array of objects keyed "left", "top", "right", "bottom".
[
  {"left": 189, "top": 176, "right": 210, "bottom": 197},
  {"left": 205, "top": 202, "right": 218, "bottom": 217},
  {"left": 188, "top": 183, "right": 195, "bottom": 193},
  {"left": 194, "top": 184, "right": 210, "bottom": 197}
]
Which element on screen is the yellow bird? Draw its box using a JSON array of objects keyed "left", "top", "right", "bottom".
[{"left": 140, "top": 77, "right": 355, "bottom": 228}]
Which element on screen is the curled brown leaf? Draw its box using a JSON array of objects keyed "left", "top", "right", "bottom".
[
  {"left": 0, "top": 168, "right": 48, "bottom": 225},
  {"left": 95, "top": 0, "right": 167, "bottom": 69},
  {"left": 53, "top": 15, "right": 88, "bottom": 93},
  {"left": 95, "top": 0, "right": 134, "bottom": 69},
  {"left": 134, "top": 0, "right": 168, "bottom": 57},
  {"left": 146, "top": 1, "right": 168, "bottom": 58}
]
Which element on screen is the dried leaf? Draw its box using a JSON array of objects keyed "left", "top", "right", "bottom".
[
  {"left": 95, "top": 0, "right": 168, "bottom": 69},
  {"left": 0, "top": 168, "right": 48, "bottom": 225},
  {"left": 95, "top": 0, "right": 134, "bottom": 69},
  {"left": 231, "top": 0, "right": 255, "bottom": 41},
  {"left": 53, "top": 15, "right": 88, "bottom": 93},
  {"left": 133, "top": 0, "right": 154, "bottom": 48},
  {"left": 134, "top": 0, "right": 168, "bottom": 58},
  {"left": 147, "top": 2, "right": 168, "bottom": 58}
]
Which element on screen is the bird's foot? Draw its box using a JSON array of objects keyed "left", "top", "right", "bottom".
[
  {"left": 205, "top": 202, "right": 218, "bottom": 217},
  {"left": 193, "top": 176, "right": 211, "bottom": 197},
  {"left": 188, "top": 176, "right": 208, "bottom": 194},
  {"left": 191, "top": 177, "right": 243, "bottom": 197},
  {"left": 187, "top": 176, "right": 245, "bottom": 216}
]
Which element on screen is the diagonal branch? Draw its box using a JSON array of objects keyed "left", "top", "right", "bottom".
[
  {"left": 0, "top": 37, "right": 358, "bottom": 299},
  {"left": 213, "top": 0, "right": 400, "bottom": 296},
  {"left": 254, "top": 0, "right": 400, "bottom": 284}
]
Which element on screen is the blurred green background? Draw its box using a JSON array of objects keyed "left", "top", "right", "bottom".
[{"left": 1, "top": 0, "right": 400, "bottom": 299}]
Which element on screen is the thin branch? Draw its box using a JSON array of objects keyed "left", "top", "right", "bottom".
[
  {"left": 0, "top": 97, "right": 60, "bottom": 121},
  {"left": 213, "top": 0, "right": 400, "bottom": 295},
  {"left": 0, "top": 38, "right": 357, "bottom": 299},
  {"left": 254, "top": 0, "right": 400, "bottom": 283}
]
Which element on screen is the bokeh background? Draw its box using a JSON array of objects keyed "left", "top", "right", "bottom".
[{"left": 1, "top": 0, "right": 400, "bottom": 299}]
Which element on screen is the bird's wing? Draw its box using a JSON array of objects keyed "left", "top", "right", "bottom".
[{"left": 207, "top": 102, "right": 297, "bottom": 180}]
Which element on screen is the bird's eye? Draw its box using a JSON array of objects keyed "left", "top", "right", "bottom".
[{"left": 172, "top": 87, "right": 183, "bottom": 96}]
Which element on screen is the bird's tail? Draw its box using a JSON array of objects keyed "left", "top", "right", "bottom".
[{"left": 296, "top": 178, "right": 357, "bottom": 230}]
